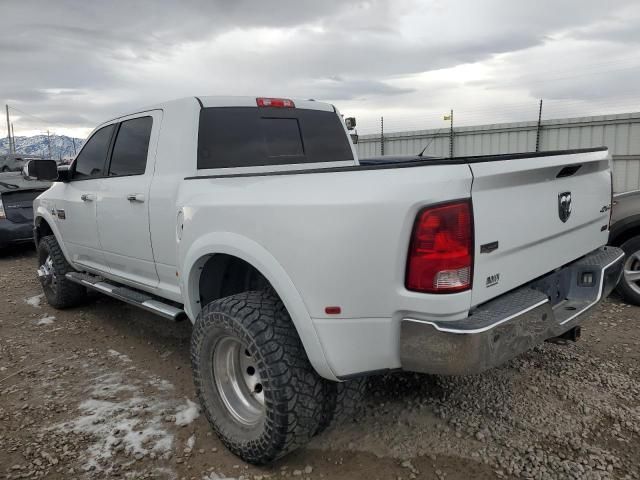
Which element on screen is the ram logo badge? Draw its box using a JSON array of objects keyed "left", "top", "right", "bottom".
[
  {"left": 558, "top": 192, "right": 572, "bottom": 223},
  {"left": 486, "top": 273, "right": 500, "bottom": 288}
]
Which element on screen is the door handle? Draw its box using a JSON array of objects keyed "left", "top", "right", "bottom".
[
  {"left": 80, "top": 193, "right": 96, "bottom": 202},
  {"left": 126, "top": 193, "right": 145, "bottom": 203}
]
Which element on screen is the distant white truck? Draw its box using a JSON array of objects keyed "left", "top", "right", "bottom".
[{"left": 28, "top": 96, "right": 624, "bottom": 464}]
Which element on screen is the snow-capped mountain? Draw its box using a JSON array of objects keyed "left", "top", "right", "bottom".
[{"left": 0, "top": 135, "right": 85, "bottom": 160}]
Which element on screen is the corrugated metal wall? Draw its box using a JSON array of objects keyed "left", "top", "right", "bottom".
[{"left": 356, "top": 112, "right": 640, "bottom": 193}]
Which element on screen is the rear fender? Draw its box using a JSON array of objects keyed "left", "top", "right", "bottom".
[{"left": 180, "top": 232, "right": 337, "bottom": 381}]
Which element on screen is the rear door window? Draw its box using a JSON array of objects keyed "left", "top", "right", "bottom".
[
  {"left": 108, "top": 116, "right": 153, "bottom": 177},
  {"left": 197, "top": 107, "right": 353, "bottom": 169},
  {"left": 73, "top": 124, "right": 115, "bottom": 180}
]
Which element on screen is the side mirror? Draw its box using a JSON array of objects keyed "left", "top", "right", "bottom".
[
  {"left": 350, "top": 133, "right": 359, "bottom": 145},
  {"left": 23, "top": 159, "right": 58, "bottom": 181},
  {"left": 345, "top": 117, "right": 356, "bottom": 130},
  {"left": 57, "top": 165, "right": 72, "bottom": 182}
]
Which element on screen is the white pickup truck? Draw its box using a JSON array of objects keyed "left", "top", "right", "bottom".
[{"left": 29, "top": 96, "right": 624, "bottom": 464}]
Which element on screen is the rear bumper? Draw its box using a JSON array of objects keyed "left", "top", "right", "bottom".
[
  {"left": 400, "top": 246, "right": 624, "bottom": 375},
  {"left": 0, "top": 219, "right": 34, "bottom": 248}
]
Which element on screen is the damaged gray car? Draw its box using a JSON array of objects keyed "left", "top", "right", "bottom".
[{"left": 0, "top": 170, "right": 52, "bottom": 249}]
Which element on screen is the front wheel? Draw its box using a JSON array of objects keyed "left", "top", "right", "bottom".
[
  {"left": 37, "top": 235, "right": 85, "bottom": 308},
  {"left": 191, "top": 291, "right": 325, "bottom": 464},
  {"left": 617, "top": 235, "right": 640, "bottom": 305}
]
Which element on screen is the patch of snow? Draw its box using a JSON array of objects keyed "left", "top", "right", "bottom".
[
  {"left": 175, "top": 399, "right": 201, "bottom": 426},
  {"left": 47, "top": 359, "right": 199, "bottom": 477},
  {"left": 50, "top": 371, "right": 176, "bottom": 474},
  {"left": 186, "top": 434, "right": 195, "bottom": 450},
  {"left": 37, "top": 315, "right": 55, "bottom": 325},
  {"left": 147, "top": 376, "right": 174, "bottom": 391},
  {"left": 25, "top": 293, "right": 44, "bottom": 308},
  {"left": 203, "top": 473, "right": 237, "bottom": 480},
  {"left": 153, "top": 436, "right": 174, "bottom": 454},
  {"left": 108, "top": 349, "right": 132, "bottom": 363}
]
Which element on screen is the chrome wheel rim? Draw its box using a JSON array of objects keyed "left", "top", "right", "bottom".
[
  {"left": 213, "top": 336, "right": 265, "bottom": 425},
  {"left": 37, "top": 255, "right": 57, "bottom": 292},
  {"left": 623, "top": 251, "right": 640, "bottom": 296}
]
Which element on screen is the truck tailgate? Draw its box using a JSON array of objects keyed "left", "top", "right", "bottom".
[{"left": 470, "top": 148, "right": 611, "bottom": 307}]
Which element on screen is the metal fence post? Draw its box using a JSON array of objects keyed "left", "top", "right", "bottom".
[
  {"left": 535, "top": 99, "right": 543, "bottom": 152},
  {"left": 380, "top": 116, "right": 384, "bottom": 156},
  {"left": 449, "top": 109, "right": 454, "bottom": 158}
]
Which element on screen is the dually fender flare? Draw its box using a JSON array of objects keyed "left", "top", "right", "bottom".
[
  {"left": 34, "top": 206, "right": 74, "bottom": 265},
  {"left": 180, "top": 231, "right": 338, "bottom": 381}
]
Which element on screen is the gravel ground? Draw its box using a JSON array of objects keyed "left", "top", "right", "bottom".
[{"left": 1, "top": 246, "right": 639, "bottom": 480}]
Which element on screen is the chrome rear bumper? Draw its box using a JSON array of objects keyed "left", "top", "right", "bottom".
[{"left": 400, "top": 246, "right": 624, "bottom": 375}]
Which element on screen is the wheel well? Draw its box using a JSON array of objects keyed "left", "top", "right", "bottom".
[
  {"left": 198, "top": 254, "right": 274, "bottom": 308},
  {"left": 34, "top": 217, "right": 54, "bottom": 246}
]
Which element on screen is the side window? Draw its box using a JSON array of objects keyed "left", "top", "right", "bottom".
[
  {"left": 108, "top": 116, "right": 153, "bottom": 177},
  {"left": 73, "top": 124, "right": 115, "bottom": 180}
]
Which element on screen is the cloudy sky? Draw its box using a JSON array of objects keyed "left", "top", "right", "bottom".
[{"left": 2, "top": 0, "right": 640, "bottom": 138}]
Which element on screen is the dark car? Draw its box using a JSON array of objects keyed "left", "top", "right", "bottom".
[
  {"left": 0, "top": 172, "right": 52, "bottom": 249},
  {"left": 609, "top": 190, "right": 640, "bottom": 304}
]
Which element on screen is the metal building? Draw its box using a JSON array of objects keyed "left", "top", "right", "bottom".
[{"left": 356, "top": 112, "right": 640, "bottom": 193}]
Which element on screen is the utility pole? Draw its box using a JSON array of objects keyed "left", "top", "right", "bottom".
[
  {"left": 380, "top": 116, "right": 384, "bottom": 156},
  {"left": 47, "top": 130, "right": 52, "bottom": 159},
  {"left": 11, "top": 123, "right": 15, "bottom": 153},
  {"left": 5, "top": 104, "right": 14, "bottom": 154},
  {"left": 535, "top": 99, "right": 543, "bottom": 152}
]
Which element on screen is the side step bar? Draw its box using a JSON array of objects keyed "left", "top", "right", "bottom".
[{"left": 65, "top": 272, "right": 186, "bottom": 321}]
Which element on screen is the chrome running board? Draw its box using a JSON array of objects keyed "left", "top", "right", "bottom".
[{"left": 65, "top": 272, "right": 186, "bottom": 321}]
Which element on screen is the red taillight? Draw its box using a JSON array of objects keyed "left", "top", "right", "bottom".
[
  {"left": 256, "top": 97, "right": 295, "bottom": 108},
  {"left": 406, "top": 200, "right": 473, "bottom": 294}
]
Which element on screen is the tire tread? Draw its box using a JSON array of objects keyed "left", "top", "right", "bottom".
[
  {"left": 38, "top": 235, "right": 85, "bottom": 309},
  {"left": 191, "top": 291, "right": 324, "bottom": 464}
]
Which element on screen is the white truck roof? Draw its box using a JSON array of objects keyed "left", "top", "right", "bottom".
[{"left": 98, "top": 96, "right": 336, "bottom": 130}]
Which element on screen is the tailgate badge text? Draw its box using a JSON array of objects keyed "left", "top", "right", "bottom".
[{"left": 486, "top": 273, "right": 500, "bottom": 288}]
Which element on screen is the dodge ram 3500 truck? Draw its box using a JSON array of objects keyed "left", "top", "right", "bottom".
[{"left": 29, "top": 96, "right": 624, "bottom": 464}]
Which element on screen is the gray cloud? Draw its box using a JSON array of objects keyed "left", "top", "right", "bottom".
[{"left": 1, "top": 0, "right": 639, "bottom": 136}]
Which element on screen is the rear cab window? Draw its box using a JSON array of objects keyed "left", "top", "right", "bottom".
[{"left": 197, "top": 106, "right": 354, "bottom": 170}]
